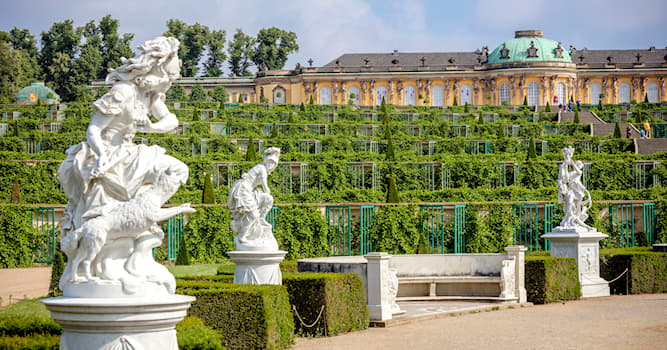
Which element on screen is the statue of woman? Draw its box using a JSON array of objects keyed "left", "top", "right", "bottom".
[
  {"left": 228, "top": 147, "right": 281, "bottom": 250},
  {"left": 57, "top": 36, "right": 189, "bottom": 294},
  {"left": 558, "top": 147, "right": 593, "bottom": 230}
]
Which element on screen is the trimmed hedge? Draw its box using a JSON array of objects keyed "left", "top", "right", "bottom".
[
  {"left": 176, "top": 316, "right": 225, "bottom": 350},
  {"left": 283, "top": 272, "right": 368, "bottom": 337},
  {"left": 600, "top": 248, "right": 667, "bottom": 294},
  {"left": 0, "top": 334, "right": 60, "bottom": 350},
  {"left": 181, "top": 285, "right": 294, "bottom": 350},
  {"left": 0, "top": 309, "right": 61, "bottom": 350},
  {"left": 526, "top": 256, "right": 581, "bottom": 304}
]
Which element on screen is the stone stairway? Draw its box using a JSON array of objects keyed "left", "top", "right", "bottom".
[
  {"left": 635, "top": 138, "right": 667, "bottom": 155},
  {"left": 558, "top": 111, "right": 604, "bottom": 124},
  {"left": 591, "top": 123, "right": 640, "bottom": 138}
]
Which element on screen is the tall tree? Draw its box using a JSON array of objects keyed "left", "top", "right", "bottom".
[
  {"left": 164, "top": 19, "right": 210, "bottom": 77},
  {"left": 40, "top": 20, "right": 79, "bottom": 99},
  {"left": 252, "top": 27, "right": 298, "bottom": 70},
  {"left": 203, "top": 29, "right": 226, "bottom": 77},
  {"left": 0, "top": 40, "right": 25, "bottom": 100},
  {"left": 72, "top": 21, "right": 104, "bottom": 86},
  {"left": 228, "top": 29, "right": 255, "bottom": 76},
  {"left": 98, "top": 15, "right": 134, "bottom": 76},
  {"left": 6, "top": 27, "right": 40, "bottom": 84}
]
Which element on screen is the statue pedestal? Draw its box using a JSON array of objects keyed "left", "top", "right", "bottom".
[
  {"left": 41, "top": 294, "right": 194, "bottom": 350},
  {"left": 228, "top": 250, "right": 287, "bottom": 285},
  {"left": 542, "top": 227, "right": 610, "bottom": 298}
]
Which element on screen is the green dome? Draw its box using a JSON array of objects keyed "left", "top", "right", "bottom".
[
  {"left": 487, "top": 30, "right": 572, "bottom": 65},
  {"left": 16, "top": 82, "right": 60, "bottom": 105}
]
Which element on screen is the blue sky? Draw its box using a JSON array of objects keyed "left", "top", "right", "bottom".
[{"left": 1, "top": 0, "right": 665, "bottom": 74}]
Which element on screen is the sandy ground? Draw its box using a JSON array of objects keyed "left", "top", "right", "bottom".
[
  {"left": 0, "top": 267, "right": 51, "bottom": 306},
  {"left": 294, "top": 294, "right": 667, "bottom": 350}
]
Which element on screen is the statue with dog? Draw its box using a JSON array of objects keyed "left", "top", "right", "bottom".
[{"left": 57, "top": 36, "right": 194, "bottom": 297}]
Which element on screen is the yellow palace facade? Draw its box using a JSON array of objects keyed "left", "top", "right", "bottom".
[{"left": 251, "top": 30, "right": 666, "bottom": 107}]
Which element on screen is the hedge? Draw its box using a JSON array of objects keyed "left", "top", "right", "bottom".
[
  {"left": 0, "top": 308, "right": 61, "bottom": 350},
  {"left": 181, "top": 285, "right": 294, "bottom": 350},
  {"left": 525, "top": 256, "right": 581, "bottom": 304},
  {"left": 600, "top": 248, "right": 667, "bottom": 294},
  {"left": 283, "top": 272, "right": 368, "bottom": 337},
  {"left": 273, "top": 205, "right": 330, "bottom": 259},
  {"left": 0, "top": 205, "right": 38, "bottom": 268},
  {"left": 176, "top": 316, "right": 225, "bottom": 350},
  {"left": 0, "top": 334, "right": 60, "bottom": 350}
]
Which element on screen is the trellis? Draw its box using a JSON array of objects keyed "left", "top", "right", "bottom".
[
  {"left": 421, "top": 162, "right": 437, "bottom": 191},
  {"left": 633, "top": 161, "right": 661, "bottom": 189},
  {"left": 359, "top": 205, "right": 375, "bottom": 255},
  {"left": 32, "top": 208, "right": 56, "bottom": 263},
  {"left": 326, "top": 206, "right": 352, "bottom": 256},
  {"left": 513, "top": 204, "right": 541, "bottom": 252},
  {"left": 609, "top": 203, "right": 635, "bottom": 247}
]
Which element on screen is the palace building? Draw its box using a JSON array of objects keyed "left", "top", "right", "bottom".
[{"left": 93, "top": 30, "right": 667, "bottom": 106}]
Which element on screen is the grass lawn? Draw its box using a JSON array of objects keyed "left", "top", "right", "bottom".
[
  {"left": 0, "top": 298, "right": 50, "bottom": 318},
  {"left": 167, "top": 262, "right": 233, "bottom": 278}
]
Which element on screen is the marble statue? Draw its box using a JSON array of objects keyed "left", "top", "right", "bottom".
[
  {"left": 228, "top": 147, "right": 281, "bottom": 251},
  {"left": 557, "top": 146, "right": 593, "bottom": 230},
  {"left": 57, "top": 36, "right": 193, "bottom": 297}
]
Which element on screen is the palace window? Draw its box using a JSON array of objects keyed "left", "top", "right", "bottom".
[
  {"left": 499, "top": 83, "right": 510, "bottom": 104},
  {"left": 348, "top": 86, "right": 360, "bottom": 105},
  {"left": 320, "top": 86, "right": 332, "bottom": 105},
  {"left": 619, "top": 82, "right": 630, "bottom": 103},
  {"left": 460, "top": 84, "right": 472, "bottom": 105},
  {"left": 556, "top": 82, "right": 566, "bottom": 105},
  {"left": 590, "top": 83, "right": 601, "bottom": 105},
  {"left": 527, "top": 81, "right": 540, "bottom": 106},
  {"left": 404, "top": 86, "right": 416, "bottom": 105},
  {"left": 647, "top": 82, "right": 658, "bottom": 102},
  {"left": 376, "top": 85, "right": 388, "bottom": 105},
  {"left": 432, "top": 85, "right": 444, "bottom": 106},
  {"left": 273, "top": 88, "right": 286, "bottom": 104}
]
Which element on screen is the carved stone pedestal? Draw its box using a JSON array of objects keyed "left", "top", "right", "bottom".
[
  {"left": 228, "top": 250, "right": 287, "bottom": 285},
  {"left": 542, "top": 227, "right": 610, "bottom": 298},
  {"left": 41, "top": 294, "right": 194, "bottom": 350}
]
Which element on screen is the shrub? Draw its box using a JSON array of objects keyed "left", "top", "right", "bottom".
[
  {"left": 465, "top": 204, "right": 515, "bottom": 253},
  {"left": 273, "top": 205, "right": 329, "bottom": 259},
  {"left": 600, "top": 248, "right": 667, "bottom": 294},
  {"left": 245, "top": 136, "right": 257, "bottom": 161},
  {"left": 613, "top": 122, "right": 621, "bottom": 138},
  {"left": 573, "top": 109, "right": 580, "bottom": 124},
  {"left": 0, "top": 205, "right": 37, "bottom": 268},
  {"left": 0, "top": 334, "right": 60, "bottom": 349},
  {"left": 182, "top": 285, "right": 294, "bottom": 350},
  {"left": 525, "top": 256, "right": 581, "bottom": 304},
  {"left": 385, "top": 177, "right": 400, "bottom": 203},
  {"left": 202, "top": 172, "right": 215, "bottom": 204},
  {"left": 176, "top": 316, "right": 224, "bottom": 350},
  {"left": 182, "top": 206, "right": 235, "bottom": 263},
  {"left": 48, "top": 250, "right": 65, "bottom": 296},
  {"left": 283, "top": 272, "right": 368, "bottom": 337},
  {"left": 176, "top": 235, "right": 191, "bottom": 266},
  {"left": 369, "top": 205, "right": 420, "bottom": 254}
]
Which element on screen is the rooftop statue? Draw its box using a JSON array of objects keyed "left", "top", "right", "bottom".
[
  {"left": 557, "top": 147, "right": 593, "bottom": 231},
  {"left": 57, "top": 36, "right": 194, "bottom": 297}
]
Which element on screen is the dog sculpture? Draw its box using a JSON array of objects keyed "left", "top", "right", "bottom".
[{"left": 61, "top": 168, "right": 195, "bottom": 283}]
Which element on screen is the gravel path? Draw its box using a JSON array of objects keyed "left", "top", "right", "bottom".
[
  {"left": 294, "top": 294, "right": 667, "bottom": 350},
  {"left": 0, "top": 267, "right": 51, "bottom": 306}
]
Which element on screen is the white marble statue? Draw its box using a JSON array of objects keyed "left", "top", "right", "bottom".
[
  {"left": 57, "top": 36, "right": 193, "bottom": 297},
  {"left": 557, "top": 147, "right": 593, "bottom": 230},
  {"left": 228, "top": 147, "right": 281, "bottom": 251}
]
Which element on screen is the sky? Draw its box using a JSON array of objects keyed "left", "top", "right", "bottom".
[{"left": 1, "top": 0, "right": 665, "bottom": 75}]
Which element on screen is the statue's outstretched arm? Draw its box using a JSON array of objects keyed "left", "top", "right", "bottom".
[
  {"left": 140, "top": 93, "right": 178, "bottom": 133},
  {"left": 87, "top": 113, "right": 114, "bottom": 176}
]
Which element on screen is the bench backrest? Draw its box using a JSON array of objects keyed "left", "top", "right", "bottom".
[{"left": 390, "top": 254, "right": 508, "bottom": 277}]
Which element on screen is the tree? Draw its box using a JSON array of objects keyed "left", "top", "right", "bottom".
[
  {"left": 644, "top": 94, "right": 649, "bottom": 103},
  {"left": 452, "top": 96, "right": 458, "bottom": 106},
  {"left": 202, "top": 172, "right": 215, "bottom": 204},
  {"left": 48, "top": 250, "right": 65, "bottom": 296},
  {"left": 227, "top": 29, "right": 255, "bottom": 76},
  {"left": 245, "top": 136, "right": 256, "bottom": 161},
  {"left": 39, "top": 20, "right": 79, "bottom": 98},
  {"left": 212, "top": 86, "right": 228, "bottom": 102},
  {"left": 498, "top": 124, "right": 505, "bottom": 138},
  {"left": 0, "top": 41, "right": 26, "bottom": 101},
  {"left": 189, "top": 85, "right": 207, "bottom": 101},
  {"left": 204, "top": 29, "right": 226, "bottom": 77},
  {"left": 176, "top": 235, "right": 190, "bottom": 265},
  {"left": 613, "top": 122, "right": 622, "bottom": 138},
  {"left": 252, "top": 27, "right": 299, "bottom": 70},
  {"left": 545, "top": 101, "right": 550, "bottom": 112},
  {"left": 71, "top": 21, "right": 104, "bottom": 86},
  {"left": 299, "top": 103, "right": 306, "bottom": 112},
  {"left": 98, "top": 15, "right": 134, "bottom": 76},
  {"left": 385, "top": 137, "right": 396, "bottom": 161},
  {"left": 573, "top": 109, "right": 580, "bottom": 124},
  {"left": 47, "top": 51, "right": 76, "bottom": 101},
  {"left": 167, "top": 84, "right": 187, "bottom": 101},
  {"left": 7, "top": 27, "right": 40, "bottom": 84},
  {"left": 526, "top": 137, "right": 537, "bottom": 160},
  {"left": 270, "top": 123, "right": 278, "bottom": 138},
  {"left": 464, "top": 102, "right": 469, "bottom": 113},
  {"left": 165, "top": 19, "right": 210, "bottom": 77},
  {"left": 192, "top": 108, "right": 200, "bottom": 121},
  {"left": 238, "top": 94, "right": 244, "bottom": 103},
  {"left": 478, "top": 112, "right": 483, "bottom": 124},
  {"left": 309, "top": 95, "right": 314, "bottom": 104},
  {"left": 522, "top": 96, "right": 528, "bottom": 106},
  {"left": 386, "top": 177, "right": 400, "bottom": 203}
]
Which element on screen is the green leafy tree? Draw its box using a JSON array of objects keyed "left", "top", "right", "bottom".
[
  {"left": 7, "top": 27, "right": 41, "bottom": 85},
  {"left": 203, "top": 29, "right": 226, "bottom": 77},
  {"left": 270, "top": 123, "right": 278, "bottom": 138},
  {"left": 522, "top": 96, "right": 528, "bottom": 106},
  {"left": 245, "top": 136, "right": 256, "bottom": 161},
  {"left": 0, "top": 41, "right": 26, "bottom": 101},
  {"left": 98, "top": 15, "right": 134, "bottom": 76},
  {"left": 189, "top": 85, "right": 207, "bottom": 101},
  {"left": 72, "top": 21, "right": 104, "bottom": 86},
  {"left": 613, "top": 122, "right": 622, "bottom": 138},
  {"left": 252, "top": 27, "right": 299, "bottom": 70},
  {"left": 497, "top": 124, "right": 505, "bottom": 138},
  {"left": 228, "top": 29, "right": 255, "bottom": 76},
  {"left": 167, "top": 84, "right": 187, "bottom": 101},
  {"left": 47, "top": 51, "right": 76, "bottom": 101},
  {"left": 644, "top": 94, "right": 649, "bottom": 103},
  {"left": 309, "top": 94, "right": 314, "bottom": 104},
  {"left": 452, "top": 96, "right": 458, "bottom": 106},
  {"left": 202, "top": 172, "right": 215, "bottom": 204},
  {"left": 212, "top": 86, "right": 228, "bottom": 102},
  {"left": 192, "top": 108, "right": 200, "bottom": 121},
  {"left": 176, "top": 235, "right": 191, "bottom": 265},
  {"left": 238, "top": 94, "right": 244, "bottom": 103},
  {"left": 299, "top": 103, "right": 305, "bottom": 112},
  {"left": 48, "top": 250, "right": 65, "bottom": 296},
  {"left": 165, "top": 19, "right": 209, "bottom": 77},
  {"left": 526, "top": 137, "right": 537, "bottom": 160},
  {"left": 385, "top": 177, "right": 400, "bottom": 203},
  {"left": 573, "top": 109, "right": 580, "bottom": 124},
  {"left": 39, "top": 20, "right": 80, "bottom": 100},
  {"left": 386, "top": 137, "right": 396, "bottom": 161},
  {"left": 478, "top": 112, "right": 483, "bottom": 124}
]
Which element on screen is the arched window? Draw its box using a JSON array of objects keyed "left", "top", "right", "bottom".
[
  {"left": 527, "top": 81, "right": 540, "bottom": 106},
  {"left": 556, "top": 82, "right": 566, "bottom": 105},
  {"left": 460, "top": 84, "right": 472, "bottom": 105},
  {"left": 619, "top": 82, "right": 630, "bottom": 103},
  {"left": 499, "top": 83, "right": 510, "bottom": 105},
  {"left": 590, "top": 83, "right": 601, "bottom": 105},
  {"left": 376, "top": 85, "right": 388, "bottom": 105},
  {"left": 348, "top": 86, "right": 360, "bottom": 105},
  {"left": 273, "top": 88, "right": 285, "bottom": 104},
  {"left": 404, "top": 86, "right": 416, "bottom": 105},
  {"left": 432, "top": 85, "right": 444, "bottom": 106},
  {"left": 319, "top": 86, "right": 332, "bottom": 105},
  {"left": 647, "top": 82, "right": 659, "bottom": 102}
]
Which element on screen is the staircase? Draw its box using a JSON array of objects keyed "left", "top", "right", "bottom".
[
  {"left": 558, "top": 111, "right": 603, "bottom": 124},
  {"left": 635, "top": 139, "right": 667, "bottom": 155},
  {"left": 591, "top": 123, "right": 640, "bottom": 138}
]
